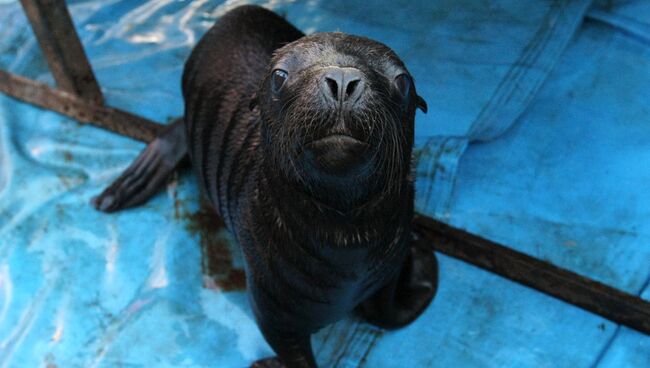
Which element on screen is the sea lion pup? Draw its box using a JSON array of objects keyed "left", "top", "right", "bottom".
[{"left": 92, "top": 5, "right": 436, "bottom": 367}]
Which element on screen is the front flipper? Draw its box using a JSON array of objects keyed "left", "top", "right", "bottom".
[
  {"left": 253, "top": 328, "right": 317, "bottom": 368},
  {"left": 358, "top": 231, "right": 438, "bottom": 329},
  {"left": 92, "top": 118, "right": 187, "bottom": 212}
]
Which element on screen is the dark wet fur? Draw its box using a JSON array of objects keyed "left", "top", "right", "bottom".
[{"left": 93, "top": 5, "right": 436, "bottom": 368}]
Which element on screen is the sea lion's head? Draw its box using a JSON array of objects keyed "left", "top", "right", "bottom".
[{"left": 254, "top": 32, "right": 427, "bottom": 208}]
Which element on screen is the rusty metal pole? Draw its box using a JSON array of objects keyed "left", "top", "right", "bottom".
[
  {"left": 1, "top": 0, "right": 165, "bottom": 141},
  {"left": 414, "top": 214, "right": 650, "bottom": 336},
  {"left": 19, "top": 0, "right": 104, "bottom": 104},
  {"left": 0, "top": 70, "right": 163, "bottom": 142}
]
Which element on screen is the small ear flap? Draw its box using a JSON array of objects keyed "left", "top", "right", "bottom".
[
  {"left": 416, "top": 95, "right": 428, "bottom": 114},
  {"left": 249, "top": 93, "right": 258, "bottom": 111}
]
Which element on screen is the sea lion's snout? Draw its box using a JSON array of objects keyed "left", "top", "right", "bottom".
[
  {"left": 301, "top": 66, "right": 371, "bottom": 176},
  {"left": 320, "top": 67, "right": 365, "bottom": 107},
  {"left": 303, "top": 133, "right": 371, "bottom": 176}
]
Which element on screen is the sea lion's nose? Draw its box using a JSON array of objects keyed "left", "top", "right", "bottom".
[{"left": 321, "top": 67, "right": 364, "bottom": 105}]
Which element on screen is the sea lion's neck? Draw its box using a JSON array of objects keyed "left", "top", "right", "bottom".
[
  {"left": 259, "top": 153, "right": 404, "bottom": 217},
  {"left": 254, "top": 156, "right": 412, "bottom": 246}
]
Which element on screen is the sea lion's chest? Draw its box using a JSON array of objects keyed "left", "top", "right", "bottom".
[{"left": 236, "top": 195, "right": 410, "bottom": 331}]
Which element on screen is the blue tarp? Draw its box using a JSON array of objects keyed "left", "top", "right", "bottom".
[{"left": 0, "top": 0, "right": 648, "bottom": 366}]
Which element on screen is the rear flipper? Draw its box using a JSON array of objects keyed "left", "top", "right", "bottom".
[
  {"left": 357, "top": 230, "right": 438, "bottom": 329},
  {"left": 92, "top": 118, "right": 187, "bottom": 212}
]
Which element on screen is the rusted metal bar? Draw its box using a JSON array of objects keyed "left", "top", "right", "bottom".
[
  {"left": 19, "top": 0, "right": 104, "bottom": 103},
  {"left": 414, "top": 214, "right": 650, "bottom": 336},
  {"left": 0, "top": 70, "right": 164, "bottom": 142}
]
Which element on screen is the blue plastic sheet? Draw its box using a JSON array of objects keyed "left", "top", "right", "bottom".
[{"left": 0, "top": 0, "right": 649, "bottom": 367}]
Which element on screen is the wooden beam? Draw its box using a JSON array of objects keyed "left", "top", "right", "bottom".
[
  {"left": 414, "top": 214, "right": 650, "bottom": 336},
  {"left": 19, "top": 0, "right": 104, "bottom": 103},
  {"left": 0, "top": 70, "right": 164, "bottom": 142}
]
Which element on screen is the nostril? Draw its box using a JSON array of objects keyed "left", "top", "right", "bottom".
[
  {"left": 345, "top": 79, "right": 360, "bottom": 100},
  {"left": 325, "top": 77, "right": 339, "bottom": 100}
]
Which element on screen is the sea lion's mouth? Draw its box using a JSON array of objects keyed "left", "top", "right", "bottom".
[
  {"left": 305, "top": 134, "right": 369, "bottom": 148},
  {"left": 302, "top": 134, "right": 372, "bottom": 177}
]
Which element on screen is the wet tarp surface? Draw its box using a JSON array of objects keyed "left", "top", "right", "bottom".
[{"left": 0, "top": 0, "right": 649, "bottom": 367}]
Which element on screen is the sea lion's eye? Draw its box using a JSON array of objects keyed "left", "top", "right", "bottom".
[
  {"left": 395, "top": 74, "right": 411, "bottom": 97},
  {"left": 272, "top": 69, "right": 288, "bottom": 93}
]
